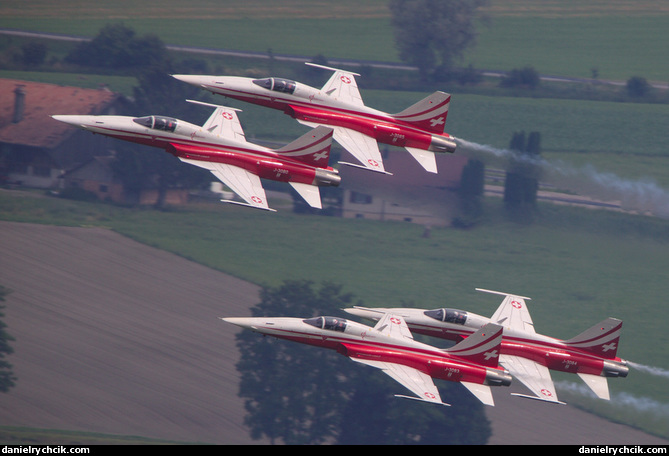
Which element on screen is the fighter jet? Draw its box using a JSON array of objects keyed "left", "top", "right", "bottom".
[
  {"left": 344, "top": 289, "right": 628, "bottom": 405},
  {"left": 173, "top": 63, "right": 457, "bottom": 175},
  {"left": 52, "top": 100, "right": 340, "bottom": 212},
  {"left": 221, "top": 313, "right": 511, "bottom": 406}
]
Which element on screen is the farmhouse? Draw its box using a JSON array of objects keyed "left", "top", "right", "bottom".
[
  {"left": 340, "top": 149, "right": 471, "bottom": 227},
  {"left": 0, "top": 78, "right": 122, "bottom": 189}
]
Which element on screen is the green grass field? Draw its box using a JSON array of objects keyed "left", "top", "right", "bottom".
[
  {"left": 1, "top": 190, "right": 669, "bottom": 438},
  {"left": 1, "top": 0, "right": 668, "bottom": 441},
  {"left": 2, "top": 0, "right": 668, "bottom": 81}
]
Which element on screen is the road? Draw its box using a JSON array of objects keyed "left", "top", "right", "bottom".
[{"left": 1, "top": 221, "right": 668, "bottom": 445}]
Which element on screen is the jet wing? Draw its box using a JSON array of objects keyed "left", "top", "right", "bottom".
[
  {"left": 295, "top": 120, "right": 388, "bottom": 174},
  {"left": 332, "top": 127, "right": 389, "bottom": 174},
  {"left": 479, "top": 288, "right": 536, "bottom": 334},
  {"left": 501, "top": 354, "right": 565, "bottom": 404},
  {"left": 187, "top": 100, "right": 246, "bottom": 142},
  {"left": 349, "top": 356, "right": 447, "bottom": 406},
  {"left": 179, "top": 157, "right": 275, "bottom": 211},
  {"left": 372, "top": 313, "right": 414, "bottom": 340},
  {"left": 309, "top": 63, "right": 364, "bottom": 107}
]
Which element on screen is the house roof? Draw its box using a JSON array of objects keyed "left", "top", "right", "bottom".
[{"left": 0, "top": 78, "right": 119, "bottom": 148}]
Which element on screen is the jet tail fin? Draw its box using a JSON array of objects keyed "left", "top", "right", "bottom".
[
  {"left": 391, "top": 91, "right": 451, "bottom": 134},
  {"left": 445, "top": 323, "right": 503, "bottom": 368},
  {"left": 563, "top": 318, "right": 623, "bottom": 359},
  {"left": 275, "top": 126, "right": 334, "bottom": 168}
]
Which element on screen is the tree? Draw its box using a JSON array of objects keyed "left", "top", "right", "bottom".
[
  {"left": 0, "top": 286, "right": 16, "bottom": 393},
  {"left": 234, "top": 280, "right": 357, "bottom": 444},
  {"left": 504, "top": 131, "right": 542, "bottom": 219},
  {"left": 625, "top": 76, "right": 651, "bottom": 98},
  {"left": 388, "top": 0, "right": 490, "bottom": 80},
  {"left": 453, "top": 158, "right": 485, "bottom": 228},
  {"left": 65, "top": 23, "right": 167, "bottom": 69},
  {"left": 234, "top": 280, "right": 492, "bottom": 444},
  {"left": 499, "top": 66, "right": 541, "bottom": 89},
  {"left": 20, "top": 41, "right": 47, "bottom": 66}
]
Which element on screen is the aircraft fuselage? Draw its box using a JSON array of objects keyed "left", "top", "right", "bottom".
[
  {"left": 223, "top": 316, "right": 510, "bottom": 387},
  {"left": 52, "top": 114, "right": 339, "bottom": 188},
  {"left": 174, "top": 75, "right": 457, "bottom": 154},
  {"left": 344, "top": 307, "right": 628, "bottom": 379}
]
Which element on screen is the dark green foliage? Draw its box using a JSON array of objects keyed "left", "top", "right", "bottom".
[
  {"left": 388, "top": 0, "right": 490, "bottom": 80},
  {"left": 503, "top": 131, "right": 542, "bottom": 220},
  {"left": 0, "top": 286, "right": 16, "bottom": 393},
  {"left": 500, "top": 66, "right": 541, "bottom": 89},
  {"left": 454, "top": 158, "right": 485, "bottom": 228},
  {"left": 19, "top": 41, "right": 47, "bottom": 66},
  {"left": 625, "top": 76, "right": 651, "bottom": 98},
  {"left": 65, "top": 23, "right": 167, "bottom": 70}
]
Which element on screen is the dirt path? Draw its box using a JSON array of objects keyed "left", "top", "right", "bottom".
[{"left": 0, "top": 221, "right": 666, "bottom": 445}]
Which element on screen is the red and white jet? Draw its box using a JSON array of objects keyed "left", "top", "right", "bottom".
[
  {"left": 52, "top": 100, "right": 339, "bottom": 211},
  {"left": 221, "top": 313, "right": 511, "bottom": 406},
  {"left": 173, "top": 63, "right": 457, "bottom": 175},
  {"left": 344, "top": 288, "right": 629, "bottom": 405}
]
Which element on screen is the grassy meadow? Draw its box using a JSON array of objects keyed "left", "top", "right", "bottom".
[
  {"left": 2, "top": 0, "right": 669, "bottom": 81},
  {"left": 2, "top": 189, "right": 669, "bottom": 438},
  {"left": 1, "top": 0, "right": 669, "bottom": 441}
]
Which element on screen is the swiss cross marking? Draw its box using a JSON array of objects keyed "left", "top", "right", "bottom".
[
  {"left": 340, "top": 75, "right": 351, "bottom": 84},
  {"left": 429, "top": 117, "right": 445, "bottom": 127},
  {"left": 313, "top": 150, "right": 328, "bottom": 161},
  {"left": 602, "top": 342, "right": 617, "bottom": 352},
  {"left": 484, "top": 350, "right": 499, "bottom": 361}
]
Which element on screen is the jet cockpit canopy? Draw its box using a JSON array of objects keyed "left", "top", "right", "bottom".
[
  {"left": 424, "top": 309, "right": 468, "bottom": 325},
  {"left": 133, "top": 116, "right": 178, "bottom": 132},
  {"left": 303, "top": 316, "right": 347, "bottom": 332},
  {"left": 252, "top": 77, "right": 297, "bottom": 94}
]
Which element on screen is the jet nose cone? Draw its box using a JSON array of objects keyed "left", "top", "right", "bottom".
[
  {"left": 172, "top": 74, "right": 215, "bottom": 87},
  {"left": 51, "top": 115, "right": 94, "bottom": 128},
  {"left": 342, "top": 307, "right": 384, "bottom": 320},
  {"left": 342, "top": 308, "right": 368, "bottom": 318},
  {"left": 220, "top": 317, "right": 260, "bottom": 330},
  {"left": 51, "top": 115, "right": 78, "bottom": 125}
]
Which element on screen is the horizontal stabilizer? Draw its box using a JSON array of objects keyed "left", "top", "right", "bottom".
[
  {"left": 338, "top": 161, "right": 393, "bottom": 175},
  {"left": 461, "top": 382, "right": 495, "bottom": 406},
  {"left": 220, "top": 199, "right": 277, "bottom": 212},
  {"left": 578, "top": 373, "right": 610, "bottom": 400},
  {"left": 405, "top": 147, "right": 438, "bottom": 174},
  {"left": 394, "top": 395, "right": 451, "bottom": 407},
  {"left": 511, "top": 393, "right": 566, "bottom": 405},
  {"left": 289, "top": 182, "right": 322, "bottom": 209}
]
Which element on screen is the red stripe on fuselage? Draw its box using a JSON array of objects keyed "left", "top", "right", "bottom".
[
  {"left": 406, "top": 323, "right": 620, "bottom": 377},
  {"left": 256, "top": 326, "right": 495, "bottom": 385},
  {"left": 203, "top": 85, "right": 453, "bottom": 148}
]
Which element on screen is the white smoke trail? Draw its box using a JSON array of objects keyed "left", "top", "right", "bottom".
[
  {"left": 453, "top": 137, "right": 669, "bottom": 219},
  {"left": 556, "top": 380, "right": 669, "bottom": 418},
  {"left": 629, "top": 361, "right": 669, "bottom": 379}
]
